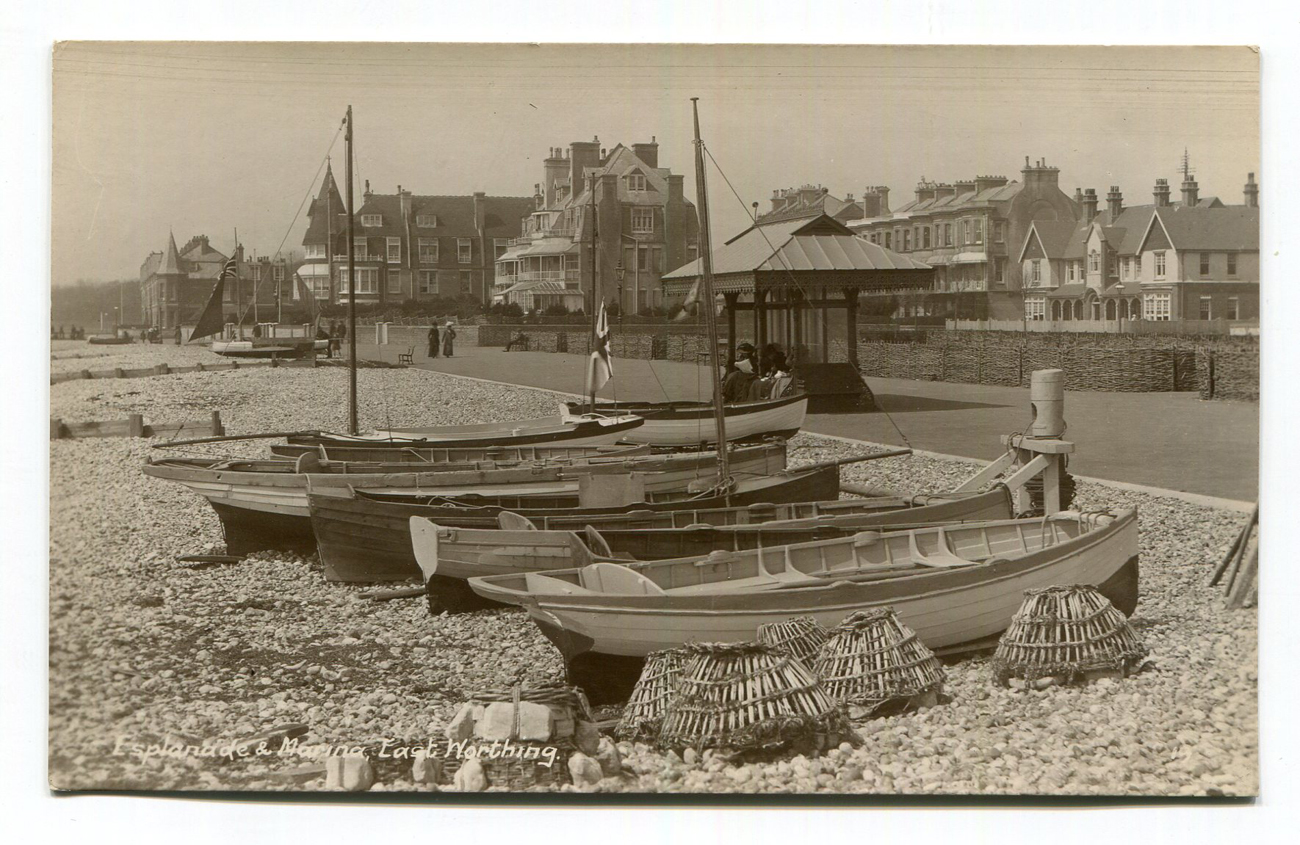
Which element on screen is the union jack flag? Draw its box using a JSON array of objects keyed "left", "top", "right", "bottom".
[{"left": 218, "top": 257, "right": 238, "bottom": 281}]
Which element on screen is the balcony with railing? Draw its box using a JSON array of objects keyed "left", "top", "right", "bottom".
[
  {"left": 509, "top": 225, "right": 578, "bottom": 246},
  {"left": 494, "top": 269, "right": 581, "bottom": 286}
]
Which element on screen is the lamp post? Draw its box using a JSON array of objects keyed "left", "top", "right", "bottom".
[{"left": 615, "top": 260, "right": 626, "bottom": 331}]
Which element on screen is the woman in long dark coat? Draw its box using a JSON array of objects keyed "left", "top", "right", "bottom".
[{"left": 427, "top": 324, "right": 440, "bottom": 358}]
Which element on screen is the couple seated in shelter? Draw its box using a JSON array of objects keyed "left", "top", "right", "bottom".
[{"left": 722, "top": 342, "right": 792, "bottom": 403}]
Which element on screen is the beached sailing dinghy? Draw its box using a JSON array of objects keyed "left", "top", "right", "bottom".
[
  {"left": 143, "top": 442, "right": 799, "bottom": 555},
  {"left": 559, "top": 394, "right": 808, "bottom": 448},
  {"left": 467, "top": 509, "right": 1140, "bottom": 702},
  {"left": 266, "top": 442, "right": 650, "bottom": 462},
  {"left": 280, "top": 413, "right": 645, "bottom": 450}
]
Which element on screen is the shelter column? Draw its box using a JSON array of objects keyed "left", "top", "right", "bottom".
[
  {"left": 754, "top": 288, "right": 767, "bottom": 350},
  {"left": 723, "top": 292, "right": 739, "bottom": 361},
  {"left": 844, "top": 289, "right": 859, "bottom": 368}
]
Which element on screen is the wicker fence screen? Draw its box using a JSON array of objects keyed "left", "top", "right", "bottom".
[
  {"left": 978, "top": 345, "right": 1023, "bottom": 387},
  {"left": 1205, "top": 349, "right": 1260, "bottom": 401},
  {"left": 1020, "top": 347, "right": 1063, "bottom": 386},
  {"left": 942, "top": 344, "right": 981, "bottom": 384},
  {"left": 474, "top": 325, "right": 1256, "bottom": 400},
  {"left": 563, "top": 332, "right": 590, "bottom": 356}
]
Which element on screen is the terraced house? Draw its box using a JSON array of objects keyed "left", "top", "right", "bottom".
[
  {"left": 298, "top": 162, "right": 534, "bottom": 306},
  {"left": 494, "top": 137, "right": 699, "bottom": 314},
  {"left": 1018, "top": 173, "right": 1259, "bottom": 328},
  {"left": 848, "top": 158, "right": 1079, "bottom": 320}
]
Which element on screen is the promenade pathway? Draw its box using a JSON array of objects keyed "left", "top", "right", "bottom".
[{"left": 357, "top": 339, "right": 1259, "bottom": 502}]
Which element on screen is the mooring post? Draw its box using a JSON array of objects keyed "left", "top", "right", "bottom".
[
  {"left": 210, "top": 411, "right": 224, "bottom": 436},
  {"left": 127, "top": 413, "right": 145, "bottom": 437},
  {"left": 50, "top": 418, "right": 63, "bottom": 440}
]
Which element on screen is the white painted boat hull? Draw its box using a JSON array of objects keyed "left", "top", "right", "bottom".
[{"left": 561, "top": 397, "right": 808, "bottom": 447}]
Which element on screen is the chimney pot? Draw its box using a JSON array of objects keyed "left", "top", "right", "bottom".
[{"left": 1244, "top": 172, "right": 1259, "bottom": 207}]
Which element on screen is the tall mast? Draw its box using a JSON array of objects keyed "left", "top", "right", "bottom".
[
  {"left": 587, "top": 172, "right": 599, "bottom": 414},
  {"left": 345, "top": 105, "right": 359, "bottom": 435},
  {"left": 234, "top": 227, "right": 241, "bottom": 339},
  {"left": 691, "top": 97, "right": 731, "bottom": 489}
]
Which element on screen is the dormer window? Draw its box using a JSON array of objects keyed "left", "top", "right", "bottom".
[
  {"left": 362, "top": 214, "right": 382, "bottom": 227},
  {"left": 627, "top": 172, "right": 647, "bottom": 192},
  {"left": 416, "top": 215, "right": 438, "bottom": 228}
]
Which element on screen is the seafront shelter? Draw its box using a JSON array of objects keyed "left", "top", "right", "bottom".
[{"left": 661, "top": 214, "right": 933, "bottom": 367}]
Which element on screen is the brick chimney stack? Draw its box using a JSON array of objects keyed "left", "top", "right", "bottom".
[
  {"left": 632, "top": 137, "right": 659, "bottom": 169},
  {"left": 568, "top": 138, "right": 601, "bottom": 196},
  {"left": 1081, "top": 188, "right": 1099, "bottom": 222},
  {"left": 1244, "top": 172, "right": 1259, "bottom": 207},
  {"left": 1153, "top": 178, "right": 1171, "bottom": 207},
  {"left": 1181, "top": 176, "right": 1199, "bottom": 207},
  {"left": 543, "top": 146, "right": 567, "bottom": 208},
  {"left": 1106, "top": 185, "right": 1123, "bottom": 219}
]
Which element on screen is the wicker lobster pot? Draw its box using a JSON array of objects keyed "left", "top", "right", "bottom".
[
  {"left": 451, "top": 682, "right": 593, "bottom": 789},
  {"left": 813, "top": 608, "right": 946, "bottom": 718},
  {"left": 615, "top": 648, "right": 688, "bottom": 742},
  {"left": 757, "top": 615, "right": 829, "bottom": 664},
  {"left": 657, "top": 642, "right": 847, "bottom": 753},
  {"left": 993, "top": 585, "right": 1148, "bottom": 686}
]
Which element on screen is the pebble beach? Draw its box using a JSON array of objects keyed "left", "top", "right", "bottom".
[{"left": 48, "top": 340, "right": 1258, "bottom": 796}]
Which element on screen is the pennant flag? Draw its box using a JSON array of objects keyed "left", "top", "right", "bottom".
[
  {"left": 585, "top": 301, "right": 614, "bottom": 399},
  {"left": 188, "top": 274, "right": 227, "bottom": 343},
  {"left": 674, "top": 275, "right": 702, "bottom": 322}
]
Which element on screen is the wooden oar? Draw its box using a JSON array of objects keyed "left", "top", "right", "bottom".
[
  {"left": 152, "top": 430, "right": 321, "bottom": 448},
  {"left": 789, "top": 448, "right": 912, "bottom": 473}
]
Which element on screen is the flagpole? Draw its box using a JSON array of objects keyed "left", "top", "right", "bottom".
[
  {"left": 691, "top": 97, "right": 731, "bottom": 493},
  {"left": 234, "top": 227, "right": 241, "bottom": 340},
  {"left": 586, "top": 173, "right": 599, "bottom": 415},
  {"left": 345, "top": 106, "right": 359, "bottom": 436}
]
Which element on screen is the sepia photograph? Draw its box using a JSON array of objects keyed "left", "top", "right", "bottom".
[{"left": 43, "top": 34, "right": 1264, "bottom": 803}]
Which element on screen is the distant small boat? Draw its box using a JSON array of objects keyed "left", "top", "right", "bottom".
[
  {"left": 560, "top": 394, "right": 807, "bottom": 447},
  {"left": 285, "top": 414, "right": 644, "bottom": 450},
  {"left": 211, "top": 338, "right": 326, "bottom": 359},
  {"left": 87, "top": 334, "right": 132, "bottom": 345},
  {"left": 402, "top": 486, "right": 1012, "bottom": 608},
  {"left": 467, "top": 509, "right": 1140, "bottom": 702}
]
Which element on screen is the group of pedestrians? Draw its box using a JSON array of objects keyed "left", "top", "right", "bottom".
[
  {"left": 52, "top": 325, "right": 86, "bottom": 340},
  {"left": 426, "top": 321, "right": 456, "bottom": 359}
]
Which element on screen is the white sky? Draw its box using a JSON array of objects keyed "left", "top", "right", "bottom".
[{"left": 52, "top": 43, "right": 1259, "bottom": 285}]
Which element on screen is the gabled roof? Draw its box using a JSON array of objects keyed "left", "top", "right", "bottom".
[
  {"left": 892, "top": 181, "right": 1023, "bottom": 217},
  {"left": 1141, "top": 205, "right": 1260, "bottom": 252},
  {"left": 567, "top": 144, "right": 691, "bottom": 210},
  {"left": 1018, "top": 220, "right": 1077, "bottom": 262},
  {"left": 663, "top": 214, "right": 929, "bottom": 281}
]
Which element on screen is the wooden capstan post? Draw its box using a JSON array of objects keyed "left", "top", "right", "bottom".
[{"left": 952, "top": 368, "right": 1075, "bottom": 515}]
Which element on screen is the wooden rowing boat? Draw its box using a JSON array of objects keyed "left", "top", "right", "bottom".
[
  {"left": 559, "top": 394, "right": 807, "bottom": 447},
  {"left": 143, "top": 442, "right": 795, "bottom": 555},
  {"left": 285, "top": 413, "right": 644, "bottom": 450},
  {"left": 402, "top": 486, "right": 1013, "bottom": 607},
  {"left": 267, "top": 442, "right": 651, "bottom": 462},
  {"left": 306, "top": 466, "right": 862, "bottom": 582},
  {"left": 466, "top": 509, "right": 1140, "bottom": 703}
]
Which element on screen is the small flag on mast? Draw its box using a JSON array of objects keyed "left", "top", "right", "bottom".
[
  {"left": 217, "top": 257, "right": 238, "bottom": 282},
  {"left": 585, "top": 301, "right": 614, "bottom": 399}
]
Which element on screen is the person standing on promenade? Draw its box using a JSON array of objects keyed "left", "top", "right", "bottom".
[
  {"left": 442, "top": 321, "right": 456, "bottom": 357},
  {"left": 427, "top": 323, "right": 440, "bottom": 359}
]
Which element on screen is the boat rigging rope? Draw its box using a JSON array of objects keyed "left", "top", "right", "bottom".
[
  {"left": 703, "top": 145, "right": 916, "bottom": 449},
  {"left": 235, "top": 120, "right": 344, "bottom": 327}
]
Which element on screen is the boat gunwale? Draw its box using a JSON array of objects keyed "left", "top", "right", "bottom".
[{"left": 470, "top": 509, "right": 1137, "bottom": 615}]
